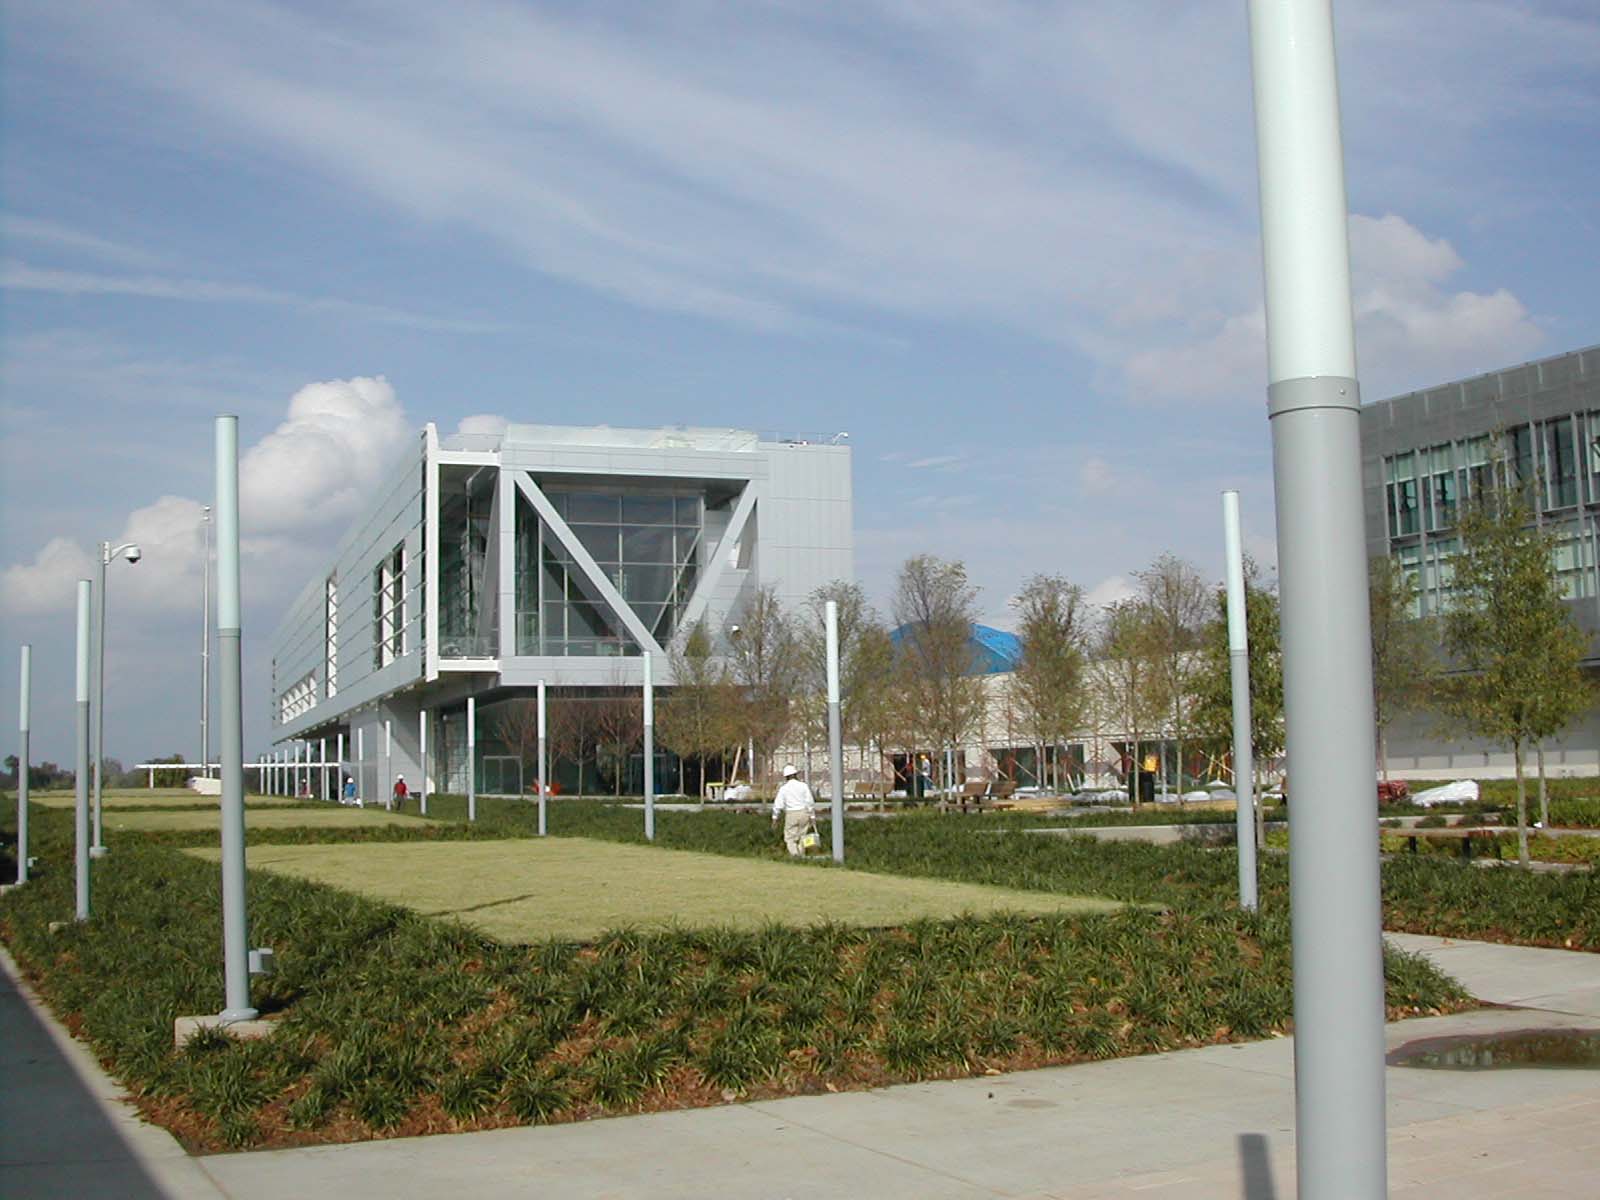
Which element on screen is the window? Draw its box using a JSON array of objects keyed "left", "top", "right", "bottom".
[
  {"left": 280, "top": 671, "right": 317, "bottom": 723},
  {"left": 1543, "top": 416, "right": 1578, "bottom": 510},
  {"left": 373, "top": 542, "right": 406, "bottom": 669},
  {"left": 1385, "top": 453, "right": 1419, "bottom": 538},
  {"left": 324, "top": 575, "right": 338, "bottom": 697}
]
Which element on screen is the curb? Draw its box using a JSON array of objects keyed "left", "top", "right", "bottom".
[{"left": 0, "top": 944, "right": 227, "bottom": 1199}]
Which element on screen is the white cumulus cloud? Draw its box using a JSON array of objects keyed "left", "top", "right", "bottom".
[{"left": 2, "top": 376, "right": 413, "bottom": 617}]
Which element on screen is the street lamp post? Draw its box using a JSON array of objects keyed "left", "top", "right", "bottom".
[
  {"left": 92, "top": 539, "right": 141, "bottom": 856},
  {"left": 202, "top": 505, "right": 211, "bottom": 778}
]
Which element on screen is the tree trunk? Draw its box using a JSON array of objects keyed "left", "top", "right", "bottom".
[
  {"left": 1514, "top": 740, "right": 1530, "bottom": 868},
  {"left": 1536, "top": 742, "right": 1548, "bottom": 827},
  {"left": 1253, "top": 755, "right": 1265, "bottom": 853},
  {"left": 576, "top": 748, "right": 585, "bottom": 799},
  {"left": 1377, "top": 724, "right": 1389, "bottom": 784}
]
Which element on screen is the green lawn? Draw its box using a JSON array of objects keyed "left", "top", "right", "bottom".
[
  {"left": 191, "top": 836, "right": 1125, "bottom": 941},
  {"left": 30, "top": 787, "right": 304, "bottom": 810},
  {"left": 110, "top": 806, "right": 427, "bottom": 832}
]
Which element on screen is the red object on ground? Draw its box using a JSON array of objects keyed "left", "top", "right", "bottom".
[{"left": 1376, "top": 779, "right": 1409, "bottom": 805}]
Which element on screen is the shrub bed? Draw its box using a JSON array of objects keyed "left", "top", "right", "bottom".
[{"left": 1, "top": 804, "right": 1467, "bottom": 1152}]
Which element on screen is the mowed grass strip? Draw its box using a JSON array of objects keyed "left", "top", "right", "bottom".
[
  {"left": 30, "top": 787, "right": 308, "bottom": 810},
  {"left": 113, "top": 806, "right": 428, "bottom": 832},
  {"left": 189, "top": 837, "right": 1124, "bottom": 941}
]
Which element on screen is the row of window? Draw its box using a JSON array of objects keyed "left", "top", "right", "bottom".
[
  {"left": 1384, "top": 413, "right": 1600, "bottom": 539},
  {"left": 1393, "top": 518, "right": 1599, "bottom": 617}
]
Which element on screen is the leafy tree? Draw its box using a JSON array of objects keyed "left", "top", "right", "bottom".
[
  {"left": 1135, "top": 555, "right": 1212, "bottom": 791},
  {"left": 891, "top": 555, "right": 987, "bottom": 779},
  {"left": 3, "top": 754, "right": 16, "bottom": 788},
  {"left": 145, "top": 753, "right": 191, "bottom": 788},
  {"left": 1008, "top": 574, "right": 1088, "bottom": 792},
  {"left": 657, "top": 620, "right": 737, "bottom": 797},
  {"left": 1442, "top": 475, "right": 1592, "bottom": 866},
  {"left": 1368, "top": 556, "right": 1437, "bottom": 782},
  {"left": 1189, "top": 559, "right": 1284, "bottom": 844}
]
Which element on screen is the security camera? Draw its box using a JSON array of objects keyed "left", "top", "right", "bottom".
[{"left": 125, "top": 546, "right": 142, "bottom": 564}]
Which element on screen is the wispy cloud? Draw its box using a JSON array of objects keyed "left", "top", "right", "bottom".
[
  {"left": 905, "top": 454, "right": 963, "bottom": 470},
  {"left": 1, "top": 213, "right": 167, "bottom": 269},
  {"left": 2, "top": 261, "right": 508, "bottom": 334}
]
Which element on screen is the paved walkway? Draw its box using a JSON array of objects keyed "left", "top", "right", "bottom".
[{"left": 3, "top": 935, "right": 1596, "bottom": 1199}]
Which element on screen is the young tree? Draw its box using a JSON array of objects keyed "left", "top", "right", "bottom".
[
  {"left": 1368, "top": 556, "right": 1437, "bottom": 782},
  {"left": 798, "top": 581, "right": 896, "bottom": 790},
  {"left": 1135, "top": 554, "right": 1211, "bottom": 793},
  {"left": 548, "top": 696, "right": 600, "bottom": 796},
  {"left": 657, "top": 619, "right": 736, "bottom": 798},
  {"left": 727, "top": 584, "right": 803, "bottom": 782},
  {"left": 592, "top": 694, "right": 643, "bottom": 797},
  {"left": 490, "top": 700, "right": 541, "bottom": 794},
  {"left": 1188, "top": 561, "right": 1284, "bottom": 842},
  {"left": 1443, "top": 477, "right": 1592, "bottom": 866},
  {"left": 891, "top": 555, "right": 987, "bottom": 784},
  {"left": 1095, "top": 600, "right": 1165, "bottom": 806},
  {"left": 1008, "top": 574, "right": 1088, "bottom": 793}
]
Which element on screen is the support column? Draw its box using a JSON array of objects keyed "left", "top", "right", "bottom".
[
  {"left": 419, "top": 710, "right": 429, "bottom": 816},
  {"left": 216, "top": 415, "right": 256, "bottom": 1021},
  {"left": 467, "top": 696, "right": 477, "bottom": 822},
  {"left": 536, "top": 680, "right": 547, "bottom": 836},
  {"left": 1247, "top": 3, "right": 1385, "bottom": 1194},
  {"left": 74, "top": 581, "right": 92, "bottom": 920},
  {"left": 319, "top": 737, "right": 327, "bottom": 801},
  {"left": 356, "top": 728, "right": 364, "bottom": 805},
  {"left": 383, "top": 719, "right": 393, "bottom": 811},
  {"left": 17, "top": 645, "right": 30, "bottom": 884},
  {"left": 826, "top": 600, "right": 845, "bottom": 863},
  {"left": 336, "top": 732, "right": 345, "bottom": 801},
  {"left": 642, "top": 652, "right": 655, "bottom": 841},
  {"left": 1223, "top": 491, "right": 1259, "bottom": 912}
]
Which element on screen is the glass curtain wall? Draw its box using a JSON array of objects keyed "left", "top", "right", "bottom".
[
  {"left": 438, "top": 467, "right": 495, "bottom": 657},
  {"left": 517, "top": 484, "right": 705, "bottom": 656}
]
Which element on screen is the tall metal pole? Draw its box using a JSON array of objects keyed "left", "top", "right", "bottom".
[
  {"left": 418, "top": 710, "right": 429, "bottom": 816},
  {"left": 825, "top": 601, "right": 845, "bottom": 863},
  {"left": 466, "top": 697, "right": 477, "bottom": 821},
  {"left": 1222, "top": 491, "right": 1259, "bottom": 912},
  {"left": 383, "top": 719, "right": 392, "bottom": 810},
  {"left": 642, "top": 651, "right": 655, "bottom": 841},
  {"left": 202, "top": 505, "right": 211, "bottom": 778},
  {"left": 75, "top": 581, "right": 92, "bottom": 919},
  {"left": 536, "top": 680, "right": 547, "bottom": 836},
  {"left": 215, "top": 415, "right": 256, "bottom": 1021},
  {"left": 1246, "top": 3, "right": 1385, "bottom": 1194},
  {"left": 16, "top": 646, "right": 30, "bottom": 884},
  {"left": 91, "top": 547, "right": 109, "bottom": 857}
]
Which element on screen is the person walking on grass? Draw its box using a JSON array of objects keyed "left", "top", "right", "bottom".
[
  {"left": 771, "top": 765, "right": 816, "bottom": 857},
  {"left": 392, "top": 774, "right": 408, "bottom": 811}
]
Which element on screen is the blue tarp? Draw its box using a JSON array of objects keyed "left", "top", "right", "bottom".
[{"left": 890, "top": 622, "right": 1021, "bottom": 676}]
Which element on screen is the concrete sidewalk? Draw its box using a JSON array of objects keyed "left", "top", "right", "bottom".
[{"left": 3, "top": 935, "right": 1596, "bottom": 1199}]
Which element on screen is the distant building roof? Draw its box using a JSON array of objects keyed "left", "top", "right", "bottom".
[{"left": 890, "top": 623, "right": 1022, "bottom": 676}]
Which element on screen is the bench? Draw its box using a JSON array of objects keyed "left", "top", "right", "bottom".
[
  {"left": 941, "top": 780, "right": 1018, "bottom": 814},
  {"left": 1402, "top": 827, "right": 1503, "bottom": 861}
]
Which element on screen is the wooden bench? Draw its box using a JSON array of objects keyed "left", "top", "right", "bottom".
[
  {"left": 1402, "top": 827, "right": 1503, "bottom": 861},
  {"left": 941, "top": 780, "right": 1018, "bottom": 814}
]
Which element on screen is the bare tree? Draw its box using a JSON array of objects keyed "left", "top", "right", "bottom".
[
  {"left": 1096, "top": 599, "right": 1164, "bottom": 805},
  {"left": 658, "top": 619, "right": 737, "bottom": 798},
  {"left": 892, "top": 555, "right": 987, "bottom": 788},
  {"left": 548, "top": 695, "right": 600, "bottom": 797},
  {"left": 1135, "top": 554, "right": 1211, "bottom": 794},
  {"left": 489, "top": 699, "right": 541, "bottom": 795},
  {"left": 727, "top": 584, "right": 803, "bottom": 783},
  {"left": 592, "top": 690, "right": 643, "bottom": 798},
  {"left": 1008, "top": 574, "right": 1088, "bottom": 793}
]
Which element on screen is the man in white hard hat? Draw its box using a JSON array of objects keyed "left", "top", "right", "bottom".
[{"left": 771, "top": 765, "right": 817, "bottom": 856}]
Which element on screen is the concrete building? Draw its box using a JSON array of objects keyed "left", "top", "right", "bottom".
[
  {"left": 268, "top": 422, "right": 852, "bottom": 799},
  {"left": 1360, "top": 343, "right": 1600, "bottom": 778}
]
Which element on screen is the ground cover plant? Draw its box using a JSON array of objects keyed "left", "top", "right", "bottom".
[
  {"left": 0, "top": 801, "right": 1468, "bottom": 1153},
  {"left": 192, "top": 837, "right": 1123, "bottom": 941}
]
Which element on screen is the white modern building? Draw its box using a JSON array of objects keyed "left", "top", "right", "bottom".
[{"left": 269, "top": 422, "right": 852, "bottom": 798}]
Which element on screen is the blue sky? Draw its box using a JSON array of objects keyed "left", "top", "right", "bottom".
[{"left": 2, "top": 0, "right": 1597, "bottom": 765}]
